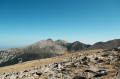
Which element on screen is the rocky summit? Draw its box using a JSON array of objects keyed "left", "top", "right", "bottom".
[{"left": 0, "top": 47, "right": 119, "bottom": 79}]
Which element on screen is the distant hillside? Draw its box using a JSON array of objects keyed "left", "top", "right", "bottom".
[{"left": 89, "top": 39, "right": 120, "bottom": 49}]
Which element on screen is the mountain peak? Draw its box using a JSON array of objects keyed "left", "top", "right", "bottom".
[{"left": 47, "top": 38, "right": 53, "bottom": 41}]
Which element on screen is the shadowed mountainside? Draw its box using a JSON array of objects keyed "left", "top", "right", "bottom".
[{"left": 67, "top": 41, "right": 91, "bottom": 52}]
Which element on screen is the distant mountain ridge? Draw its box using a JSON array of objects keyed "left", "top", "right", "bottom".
[
  {"left": 89, "top": 39, "right": 120, "bottom": 49},
  {"left": 0, "top": 38, "right": 120, "bottom": 67}
]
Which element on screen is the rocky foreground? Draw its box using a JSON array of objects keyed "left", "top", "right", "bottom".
[{"left": 0, "top": 49, "right": 120, "bottom": 79}]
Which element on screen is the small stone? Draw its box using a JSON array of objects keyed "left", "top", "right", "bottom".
[{"left": 24, "top": 76, "right": 35, "bottom": 79}]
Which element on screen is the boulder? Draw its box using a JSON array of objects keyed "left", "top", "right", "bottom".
[{"left": 116, "top": 71, "right": 120, "bottom": 77}]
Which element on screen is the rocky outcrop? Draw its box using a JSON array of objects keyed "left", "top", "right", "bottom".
[{"left": 0, "top": 49, "right": 119, "bottom": 79}]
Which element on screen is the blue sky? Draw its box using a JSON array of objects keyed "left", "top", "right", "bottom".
[{"left": 0, "top": 0, "right": 120, "bottom": 48}]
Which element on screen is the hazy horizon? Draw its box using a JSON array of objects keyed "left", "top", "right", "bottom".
[{"left": 0, "top": 0, "right": 120, "bottom": 49}]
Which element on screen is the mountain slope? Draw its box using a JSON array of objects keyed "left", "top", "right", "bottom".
[{"left": 0, "top": 39, "right": 66, "bottom": 67}]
